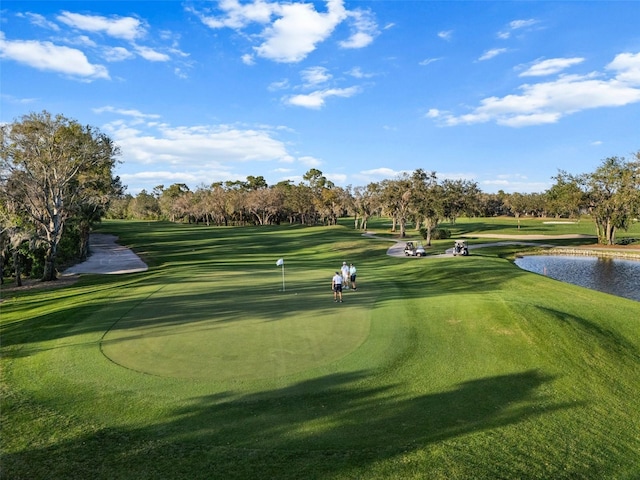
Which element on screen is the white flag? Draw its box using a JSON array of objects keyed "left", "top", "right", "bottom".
[{"left": 276, "top": 258, "right": 284, "bottom": 266}]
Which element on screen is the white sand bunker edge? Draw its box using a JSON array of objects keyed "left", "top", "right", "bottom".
[{"left": 62, "top": 233, "right": 148, "bottom": 275}]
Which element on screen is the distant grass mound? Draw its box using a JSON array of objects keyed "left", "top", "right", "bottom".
[{"left": 2, "top": 218, "right": 639, "bottom": 480}]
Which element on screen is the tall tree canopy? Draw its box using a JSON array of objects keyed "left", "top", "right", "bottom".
[
  {"left": 583, "top": 154, "right": 640, "bottom": 245},
  {"left": 0, "top": 111, "right": 121, "bottom": 280}
]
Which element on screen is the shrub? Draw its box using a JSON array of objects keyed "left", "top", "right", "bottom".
[{"left": 431, "top": 228, "right": 451, "bottom": 240}]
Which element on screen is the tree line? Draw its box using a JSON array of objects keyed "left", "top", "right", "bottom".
[
  {"left": 2, "top": 111, "right": 639, "bottom": 283},
  {"left": 110, "top": 157, "right": 640, "bottom": 246}
]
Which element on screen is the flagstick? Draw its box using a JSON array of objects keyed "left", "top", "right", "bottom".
[{"left": 281, "top": 263, "right": 285, "bottom": 291}]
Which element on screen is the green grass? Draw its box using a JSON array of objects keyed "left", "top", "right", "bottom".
[{"left": 2, "top": 218, "right": 639, "bottom": 479}]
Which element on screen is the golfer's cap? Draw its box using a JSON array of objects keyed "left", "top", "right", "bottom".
[{"left": 343, "top": 261, "right": 347, "bottom": 264}]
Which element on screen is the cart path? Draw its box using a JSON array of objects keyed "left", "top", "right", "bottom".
[
  {"left": 362, "top": 232, "right": 594, "bottom": 258},
  {"left": 62, "top": 233, "right": 148, "bottom": 275}
]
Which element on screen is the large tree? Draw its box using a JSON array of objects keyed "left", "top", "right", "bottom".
[
  {"left": 0, "top": 111, "right": 121, "bottom": 281},
  {"left": 380, "top": 176, "right": 413, "bottom": 237},
  {"left": 409, "top": 169, "right": 443, "bottom": 246},
  {"left": 246, "top": 187, "right": 284, "bottom": 225},
  {"left": 353, "top": 182, "right": 382, "bottom": 231},
  {"left": 546, "top": 171, "right": 585, "bottom": 218},
  {"left": 582, "top": 154, "right": 640, "bottom": 245},
  {"left": 441, "top": 178, "right": 480, "bottom": 224}
]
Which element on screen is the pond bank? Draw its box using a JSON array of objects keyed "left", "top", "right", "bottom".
[{"left": 520, "top": 246, "right": 640, "bottom": 261}]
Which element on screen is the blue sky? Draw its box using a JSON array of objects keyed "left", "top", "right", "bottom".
[{"left": 1, "top": 1, "right": 639, "bottom": 195}]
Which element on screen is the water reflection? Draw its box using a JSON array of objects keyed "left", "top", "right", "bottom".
[{"left": 514, "top": 255, "right": 640, "bottom": 302}]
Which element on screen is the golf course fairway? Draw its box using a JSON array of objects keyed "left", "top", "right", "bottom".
[{"left": 2, "top": 218, "right": 639, "bottom": 480}]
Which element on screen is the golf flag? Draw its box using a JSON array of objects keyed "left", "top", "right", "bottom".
[{"left": 276, "top": 258, "right": 285, "bottom": 291}]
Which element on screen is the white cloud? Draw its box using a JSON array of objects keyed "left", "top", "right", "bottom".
[
  {"left": 510, "top": 19, "right": 538, "bottom": 30},
  {"left": 438, "top": 30, "right": 453, "bottom": 41},
  {"left": 301, "top": 66, "right": 331, "bottom": 86},
  {"left": 360, "top": 167, "right": 404, "bottom": 178},
  {"left": 481, "top": 175, "right": 550, "bottom": 194},
  {"left": 193, "top": 0, "right": 377, "bottom": 63},
  {"left": 299, "top": 155, "right": 322, "bottom": 167},
  {"left": 497, "top": 18, "right": 539, "bottom": 40},
  {"left": 133, "top": 45, "right": 170, "bottom": 62},
  {"left": 346, "top": 66, "right": 375, "bottom": 78},
  {"left": 57, "top": 11, "right": 146, "bottom": 41},
  {"left": 285, "top": 86, "right": 360, "bottom": 109},
  {"left": 339, "top": 8, "right": 378, "bottom": 49},
  {"left": 268, "top": 78, "right": 290, "bottom": 91},
  {"left": 66, "top": 35, "right": 98, "bottom": 48},
  {"left": 103, "top": 46, "right": 135, "bottom": 62},
  {"left": 102, "top": 118, "right": 292, "bottom": 166},
  {"left": 241, "top": 53, "right": 255, "bottom": 65},
  {"left": 479, "top": 48, "right": 508, "bottom": 61},
  {"left": 7, "top": 10, "right": 183, "bottom": 79},
  {"left": 121, "top": 170, "right": 201, "bottom": 185},
  {"left": 351, "top": 167, "right": 412, "bottom": 186},
  {"left": 438, "top": 172, "right": 478, "bottom": 183},
  {"left": 94, "top": 106, "right": 162, "bottom": 120},
  {"left": 0, "top": 33, "right": 109, "bottom": 80},
  {"left": 1, "top": 93, "right": 38, "bottom": 105},
  {"left": 419, "top": 57, "right": 441, "bottom": 67},
  {"left": 607, "top": 52, "right": 640, "bottom": 84},
  {"left": 20, "top": 12, "right": 60, "bottom": 31},
  {"left": 174, "top": 67, "right": 188, "bottom": 79},
  {"left": 254, "top": 1, "right": 347, "bottom": 63},
  {"left": 430, "top": 52, "right": 640, "bottom": 127},
  {"left": 189, "top": 0, "right": 275, "bottom": 29},
  {"left": 326, "top": 172, "right": 347, "bottom": 184},
  {"left": 520, "top": 57, "right": 584, "bottom": 77},
  {"left": 340, "top": 32, "right": 373, "bottom": 49}
]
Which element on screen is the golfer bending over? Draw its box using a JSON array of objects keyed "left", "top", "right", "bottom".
[{"left": 332, "top": 271, "right": 343, "bottom": 303}]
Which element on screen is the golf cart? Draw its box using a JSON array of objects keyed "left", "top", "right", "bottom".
[
  {"left": 452, "top": 240, "right": 469, "bottom": 256},
  {"left": 404, "top": 241, "right": 426, "bottom": 257}
]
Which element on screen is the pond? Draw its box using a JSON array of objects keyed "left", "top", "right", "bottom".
[{"left": 514, "top": 255, "right": 640, "bottom": 302}]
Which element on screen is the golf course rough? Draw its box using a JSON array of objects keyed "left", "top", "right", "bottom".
[{"left": 2, "top": 219, "right": 639, "bottom": 480}]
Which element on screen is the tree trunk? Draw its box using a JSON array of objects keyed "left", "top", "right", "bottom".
[
  {"left": 79, "top": 221, "right": 91, "bottom": 261},
  {"left": 13, "top": 251, "right": 22, "bottom": 287},
  {"left": 606, "top": 219, "right": 615, "bottom": 245},
  {"left": 42, "top": 241, "right": 58, "bottom": 281}
]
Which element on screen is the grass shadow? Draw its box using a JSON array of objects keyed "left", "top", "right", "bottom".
[{"left": 2, "top": 369, "right": 579, "bottom": 479}]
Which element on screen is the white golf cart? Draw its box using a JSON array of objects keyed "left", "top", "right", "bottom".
[
  {"left": 404, "top": 241, "right": 426, "bottom": 257},
  {"left": 452, "top": 240, "right": 469, "bottom": 256}
]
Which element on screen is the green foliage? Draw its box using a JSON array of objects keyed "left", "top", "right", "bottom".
[
  {"left": 429, "top": 227, "right": 451, "bottom": 239},
  {"left": 0, "top": 110, "right": 121, "bottom": 280}
]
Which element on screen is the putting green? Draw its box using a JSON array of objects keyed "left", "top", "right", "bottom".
[{"left": 100, "top": 273, "right": 372, "bottom": 380}]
